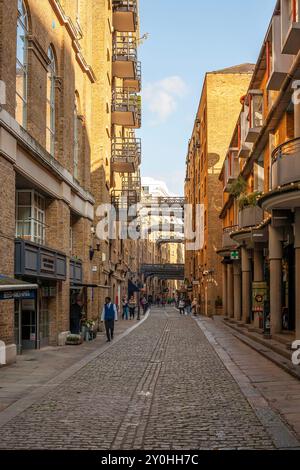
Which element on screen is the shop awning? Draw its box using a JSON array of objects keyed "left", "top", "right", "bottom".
[
  {"left": 0, "top": 275, "right": 38, "bottom": 300},
  {"left": 0, "top": 275, "right": 38, "bottom": 291},
  {"left": 128, "top": 279, "right": 140, "bottom": 296}
]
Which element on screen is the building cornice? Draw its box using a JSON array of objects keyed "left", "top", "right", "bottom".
[
  {"left": 28, "top": 35, "right": 50, "bottom": 71},
  {"left": 0, "top": 109, "right": 95, "bottom": 208},
  {"left": 49, "top": 0, "right": 96, "bottom": 83}
]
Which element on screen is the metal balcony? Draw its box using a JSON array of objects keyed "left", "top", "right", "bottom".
[
  {"left": 111, "top": 189, "right": 139, "bottom": 221},
  {"left": 122, "top": 174, "right": 141, "bottom": 192},
  {"left": 112, "top": 88, "right": 141, "bottom": 128},
  {"left": 224, "top": 151, "right": 239, "bottom": 192},
  {"left": 244, "top": 92, "right": 263, "bottom": 143},
  {"left": 238, "top": 206, "right": 264, "bottom": 229},
  {"left": 112, "top": 37, "right": 137, "bottom": 79},
  {"left": 124, "top": 61, "right": 141, "bottom": 92},
  {"left": 272, "top": 137, "right": 300, "bottom": 189},
  {"left": 112, "top": 0, "right": 137, "bottom": 32},
  {"left": 111, "top": 136, "right": 141, "bottom": 173}
]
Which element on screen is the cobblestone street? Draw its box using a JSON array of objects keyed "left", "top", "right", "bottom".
[{"left": 0, "top": 308, "right": 299, "bottom": 450}]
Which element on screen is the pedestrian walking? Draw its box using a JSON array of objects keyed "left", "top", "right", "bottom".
[
  {"left": 185, "top": 298, "right": 192, "bottom": 315},
  {"left": 121, "top": 296, "right": 129, "bottom": 320},
  {"left": 101, "top": 297, "right": 118, "bottom": 342},
  {"left": 191, "top": 298, "right": 198, "bottom": 316},
  {"left": 140, "top": 295, "right": 148, "bottom": 315},
  {"left": 178, "top": 299, "right": 185, "bottom": 315},
  {"left": 128, "top": 296, "right": 137, "bottom": 319}
]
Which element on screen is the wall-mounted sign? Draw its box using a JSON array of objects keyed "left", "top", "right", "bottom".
[
  {"left": 230, "top": 251, "right": 239, "bottom": 260},
  {"left": 0, "top": 290, "right": 36, "bottom": 301},
  {"left": 252, "top": 282, "right": 268, "bottom": 313},
  {"left": 41, "top": 254, "right": 55, "bottom": 273}
]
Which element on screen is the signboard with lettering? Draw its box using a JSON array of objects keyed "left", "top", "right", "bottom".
[
  {"left": 0, "top": 290, "right": 36, "bottom": 301},
  {"left": 252, "top": 281, "right": 268, "bottom": 313},
  {"left": 41, "top": 254, "right": 55, "bottom": 274}
]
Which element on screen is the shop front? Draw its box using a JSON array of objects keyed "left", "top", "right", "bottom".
[
  {"left": 14, "top": 239, "right": 67, "bottom": 352},
  {"left": 0, "top": 275, "right": 38, "bottom": 357}
]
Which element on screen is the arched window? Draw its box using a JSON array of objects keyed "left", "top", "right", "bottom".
[
  {"left": 16, "top": 0, "right": 28, "bottom": 128},
  {"left": 46, "top": 46, "right": 56, "bottom": 156},
  {"left": 73, "top": 93, "right": 80, "bottom": 179}
]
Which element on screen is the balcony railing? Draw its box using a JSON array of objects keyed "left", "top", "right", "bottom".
[
  {"left": 222, "top": 226, "right": 239, "bottom": 249},
  {"left": 224, "top": 151, "right": 239, "bottom": 192},
  {"left": 122, "top": 174, "right": 141, "bottom": 192},
  {"left": 113, "top": 37, "right": 137, "bottom": 63},
  {"left": 245, "top": 93, "right": 263, "bottom": 143},
  {"left": 111, "top": 137, "right": 141, "bottom": 173},
  {"left": 112, "top": 0, "right": 138, "bottom": 32},
  {"left": 123, "top": 61, "right": 141, "bottom": 91},
  {"left": 112, "top": 88, "right": 141, "bottom": 128},
  {"left": 111, "top": 190, "right": 139, "bottom": 212},
  {"left": 272, "top": 137, "right": 300, "bottom": 189},
  {"left": 238, "top": 206, "right": 264, "bottom": 229}
]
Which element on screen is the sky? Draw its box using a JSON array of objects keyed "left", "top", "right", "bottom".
[{"left": 138, "top": 0, "right": 276, "bottom": 195}]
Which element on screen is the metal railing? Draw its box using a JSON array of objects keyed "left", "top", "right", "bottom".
[
  {"left": 112, "top": 136, "right": 141, "bottom": 166},
  {"left": 112, "top": 88, "right": 141, "bottom": 122},
  {"left": 113, "top": 37, "right": 137, "bottom": 62},
  {"left": 122, "top": 174, "right": 141, "bottom": 192},
  {"left": 271, "top": 137, "right": 300, "bottom": 188},
  {"left": 111, "top": 189, "right": 139, "bottom": 211},
  {"left": 272, "top": 137, "right": 300, "bottom": 163},
  {"left": 112, "top": 0, "right": 137, "bottom": 14}
]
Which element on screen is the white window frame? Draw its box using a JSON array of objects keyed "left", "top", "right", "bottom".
[{"left": 16, "top": 190, "right": 46, "bottom": 245}]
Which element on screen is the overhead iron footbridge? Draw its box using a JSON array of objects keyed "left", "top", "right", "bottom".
[{"left": 140, "top": 264, "right": 185, "bottom": 280}]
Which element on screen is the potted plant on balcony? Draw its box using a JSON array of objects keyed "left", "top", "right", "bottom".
[
  {"left": 228, "top": 176, "right": 247, "bottom": 198},
  {"left": 238, "top": 191, "right": 263, "bottom": 228},
  {"left": 238, "top": 191, "right": 262, "bottom": 210}
]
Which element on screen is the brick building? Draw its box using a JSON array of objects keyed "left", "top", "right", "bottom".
[
  {"left": 184, "top": 65, "right": 253, "bottom": 315},
  {"left": 0, "top": 0, "right": 143, "bottom": 364},
  {"left": 218, "top": 0, "right": 300, "bottom": 343}
]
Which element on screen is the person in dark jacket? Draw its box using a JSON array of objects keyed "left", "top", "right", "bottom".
[
  {"left": 101, "top": 297, "right": 118, "bottom": 342},
  {"left": 70, "top": 297, "right": 83, "bottom": 334}
]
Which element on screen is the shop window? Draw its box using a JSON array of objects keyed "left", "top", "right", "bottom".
[{"left": 16, "top": 190, "right": 46, "bottom": 245}]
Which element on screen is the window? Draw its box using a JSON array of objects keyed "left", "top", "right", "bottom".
[
  {"left": 16, "top": 190, "right": 46, "bottom": 245},
  {"left": 16, "top": 0, "right": 28, "bottom": 128},
  {"left": 73, "top": 94, "right": 80, "bottom": 179},
  {"left": 46, "top": 46, "right": 56, "bottom": 156}
]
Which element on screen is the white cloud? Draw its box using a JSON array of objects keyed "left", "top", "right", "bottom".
[{"left": 143, "top": 76, "right": 188, "bottom": 125}]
